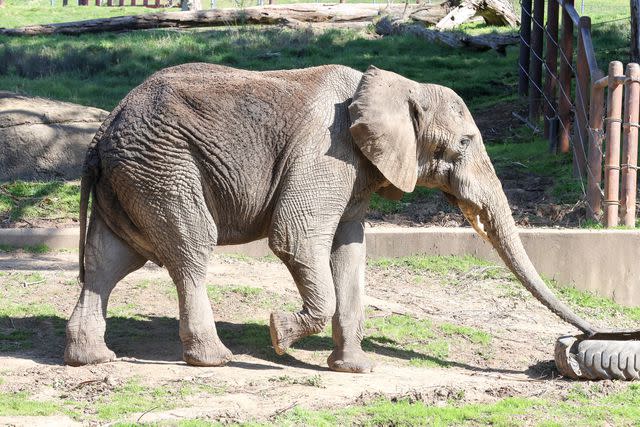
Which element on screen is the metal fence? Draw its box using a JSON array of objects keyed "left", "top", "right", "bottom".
[
  {"left": 518, "top": 0, "right": 639, "bottom": 227},
  {"left": 66, "top": 0, "right": 178, "bottom": 5}
]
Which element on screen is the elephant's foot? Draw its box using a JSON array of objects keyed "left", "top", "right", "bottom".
[
  {"left": 269, "top": 311, "right": 328, "bottom": 355},
  {"left": 327, "top": 347, "right": 374, "bottom": 373},
  {"left": 182, "top": 336, "right": 232, "bottom": 367},
  {"left": 64, "top": 339, "right": 116, "bottom": 366}
]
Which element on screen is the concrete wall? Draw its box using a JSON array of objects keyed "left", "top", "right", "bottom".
[{"left": 1, "top": 226, "right": 638, "bottom": 306}]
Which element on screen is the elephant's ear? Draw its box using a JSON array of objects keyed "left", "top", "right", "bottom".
[{"left": 349, "top": 66, "right": 424, "bottom": 193}]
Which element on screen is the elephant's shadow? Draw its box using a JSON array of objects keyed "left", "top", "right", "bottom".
[{"left": 0, "top": 315, "right": 553, "bottom": 378}]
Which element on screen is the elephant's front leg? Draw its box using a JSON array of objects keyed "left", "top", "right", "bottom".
[
  {"left": 269, "top": 238, "right": 336, "bottom": 355},
  {"left": 327, "top": 221, "right": 373, "bottom": 373}
]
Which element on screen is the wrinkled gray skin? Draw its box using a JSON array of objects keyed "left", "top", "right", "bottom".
[{"left": 65, "top": 63, "right": 598, "bottom": 372}]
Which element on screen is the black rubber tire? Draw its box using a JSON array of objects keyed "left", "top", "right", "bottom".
[{"left": 555, "top": 335, "right": 640, "bottom": 380}]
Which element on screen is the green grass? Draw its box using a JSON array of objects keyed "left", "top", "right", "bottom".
[
  {"left": 0, "top": 181, "right": 81, "bottom": 223},
  {"left": 547, "top": 278, "right": 640, "bottom": 323},
  {"left": 486, "top": 138, "right": 583, "bottom": 204},
  {"left": 364, "top": 314, "right": 492, "bottom": 367},
  {"left": 369, "top": 255, "right": 499, "bottom": 277},
  {"left": 0, "top": 243, "right": 50, "bottom": 253},
  {"left": 0, "top": 391, "right": 64, "bottom": 417},
  {"left": 276, "top": 383, "right": 640, "bottom": 426}
]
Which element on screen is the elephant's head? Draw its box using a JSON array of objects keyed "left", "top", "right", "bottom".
[{"left": 349, "top": 66, "right": 595, "bottom": 335}]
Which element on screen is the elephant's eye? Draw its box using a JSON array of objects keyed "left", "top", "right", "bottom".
[{"left": 460, "top": 138, "right": 472, "bottom": 146}]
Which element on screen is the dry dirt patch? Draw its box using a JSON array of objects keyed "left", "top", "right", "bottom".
[{"left": 0, "top": 251, "right": 634, "bottom": 424}]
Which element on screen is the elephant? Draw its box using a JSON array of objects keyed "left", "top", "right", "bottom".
[{"left": 64, "top": 63, "right": 598, "bottom": 372}]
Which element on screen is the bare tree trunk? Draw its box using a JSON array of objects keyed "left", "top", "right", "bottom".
[
  {"left": 181, "top": 0, "right": 202, "bottom": 10},
  {"left": 436, "top": 0, "right": 519, "bottom": 29},
  {"left": 632, "top": 0, "right": 640, "bottom": 63}
]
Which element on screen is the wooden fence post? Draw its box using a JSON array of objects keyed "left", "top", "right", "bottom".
[
  {"left": 573, "top": 16, "right": 591, "bottom": 178},
  {"left": 620, "top": 63, "right": 640, "bottom": 226},
  {"left": 587, "top": 71, "right": 605, "bottom": 220},
  {"left": 558, "top": 0, "right": 574, "bottom": 154},
  {"left": 604, "top": 61, "right": 625, "bottom": 227},
  {"left": 528, "top": 0, "right": 545, "bottom": 122},
  {"left": 543, "top": 0, "right": 559, "bottom": 141},
  {"left": 518, "top": 0, "right": 532, "bottom": 96}
]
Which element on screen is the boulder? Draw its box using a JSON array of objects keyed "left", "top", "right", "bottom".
[{"left": 0, "top": 92, "right": 108, "bottom": 181}]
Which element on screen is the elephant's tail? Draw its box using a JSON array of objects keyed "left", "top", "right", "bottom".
[{"left": 78, "top": 145, "right": 98, "bottom": 284}]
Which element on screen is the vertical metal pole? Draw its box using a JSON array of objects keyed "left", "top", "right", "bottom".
[
  {"left": 543, "top": 0, "right": 559, "bottom": 140},
  {"left": 573, "top": 16, "right": 591, "bottom": 178},
  {"left": 604, "top": 61, "right": 625, "bottom": 227},
  {"left": 518, "top": 0, "right": 532, "bottom": 96},
  {"left": 632, "top": 0, "right": 640, "bottom": 63},
  {"left": 587, "top": 71, "right": 605, "bottom": 221},
  {"left": 621, "top": 63, "right": 640, "bottom": 226},
  {"left": 529, "top": 0, "right": 545, "bottom": 123},
  {"left": 558, "top": 0, "right": 574, "bottom": 154}
]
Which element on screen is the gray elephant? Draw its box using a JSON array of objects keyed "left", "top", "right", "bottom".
[{"left": 65, "top": 63, "right": 596, "bottom": 372}]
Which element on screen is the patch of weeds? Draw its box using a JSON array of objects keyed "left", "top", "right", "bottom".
[
  {"left": 369, "top": 255, "right": 496, "bottom": 277},
  {"left": 218, "top": 320, "right": 271, "bottom": 350},
  {"left": 63, "top": 278, "right": 78, "bottom": 287},
  {"left": 0, "top": 329, "right": 34, "bottom": 351},
  {"left": 96, "top": 378, "right": 175, "bottom": 420},
  {"left": 547, "top": 279, "right": 640, "bottom": 323},
  {"left": 107, "top": 303, "right": 142, "bottom": 320},
  {"left": 228, "top": 285, "right": 263, "bottom": 299},
  {"left": 206, "top": 284, "right": 225, "bottom": 303},
  {"left": 0, "top": 391, "right": 63, "bottom": 416},
  {"left": 0, "top": 244, "right": 50, "bottom": 254},
  {"left": 439, "top": 323, "right": 491, "bottom": 346},
  {"left": 282, "top": 301, "right": 299, "bottom": 312},
  {"left": 269, "top": 374, "right": 324, "bottom": 388},
  {"left": 176, "top": 381, "right": 226, "bottom": 397},
  {"left": 258, "top": 254, "right": 280, "bottom": 263},
  {"left": 365, "top": 315, "right": 449, "bottom": 367},
  {"left": 279, "top": 396, "right": 538, "bottom": 426}
]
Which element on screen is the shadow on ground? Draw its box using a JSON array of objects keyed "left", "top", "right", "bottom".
[{"left": 1, "top": 315, "right": 537, "bottom": 377}]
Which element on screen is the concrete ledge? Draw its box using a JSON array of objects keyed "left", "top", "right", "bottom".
[{"left": 1, "top": 226, "right": 639, "bottom": 306}]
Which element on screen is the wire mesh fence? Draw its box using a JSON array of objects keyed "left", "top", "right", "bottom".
[{"left": 518, "top": 0, "right": 639, "bottom": 228}]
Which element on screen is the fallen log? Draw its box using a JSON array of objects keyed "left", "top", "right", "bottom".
[
  {"left": 0, "top": 4, "right": 427, "bottom": 36},
  {"left": 435, "top": 0, "right": 519, "bottom": 29},
  {"left": 375, "top": 17, "right": 518, "bottom": 54},
  {"left": 0, "top": 2, "right": 517, "bottom": 36}
]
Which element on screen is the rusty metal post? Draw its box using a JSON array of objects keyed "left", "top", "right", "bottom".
[
  {"left": 529, "top": 0, "right": 545, "bottom": 123},
  {"left": 518, "top": 0, "right": 532, "bottom": 96},
  {"left": 586, "top": 70, "right": 605, "bottom": 221},
  {"left": 604, "top": 61, "right": 625, "bottom": 227},
  {"left": 620, "top": 63, "right": 640, "bottom": 227},
  {"left": 573, "top": 16, "right": 591, "bottom": 178},
  {"left": 543, "top": 0, "right": 559, "bottom": 140},
  {"left": 558, "top": 0, "right": 574, "bottom": 153}
]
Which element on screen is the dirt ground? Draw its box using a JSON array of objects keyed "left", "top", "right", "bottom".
[{"left": 0, "top": 251, "right": 634, "bottom": 425}]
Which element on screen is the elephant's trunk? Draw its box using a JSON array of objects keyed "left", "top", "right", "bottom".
[{"left": 461, "top": 184, "right": 596, "bottom": 335}]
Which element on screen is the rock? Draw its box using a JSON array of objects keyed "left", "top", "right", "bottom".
[{"left": 0, "top": 91, "right": 108, "bottom": 181}]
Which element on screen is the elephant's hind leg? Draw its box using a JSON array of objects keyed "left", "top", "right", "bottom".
[
  {"left": 65, "top": 213, "right": 147, "bottom": 366},
  {"left": 140, "top": 195, "right": 231, "bottom": 367}
]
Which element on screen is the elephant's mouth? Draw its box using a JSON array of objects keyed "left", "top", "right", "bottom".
[{"left": 443, "top": 192, "right": 490, "bottom": 242}]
